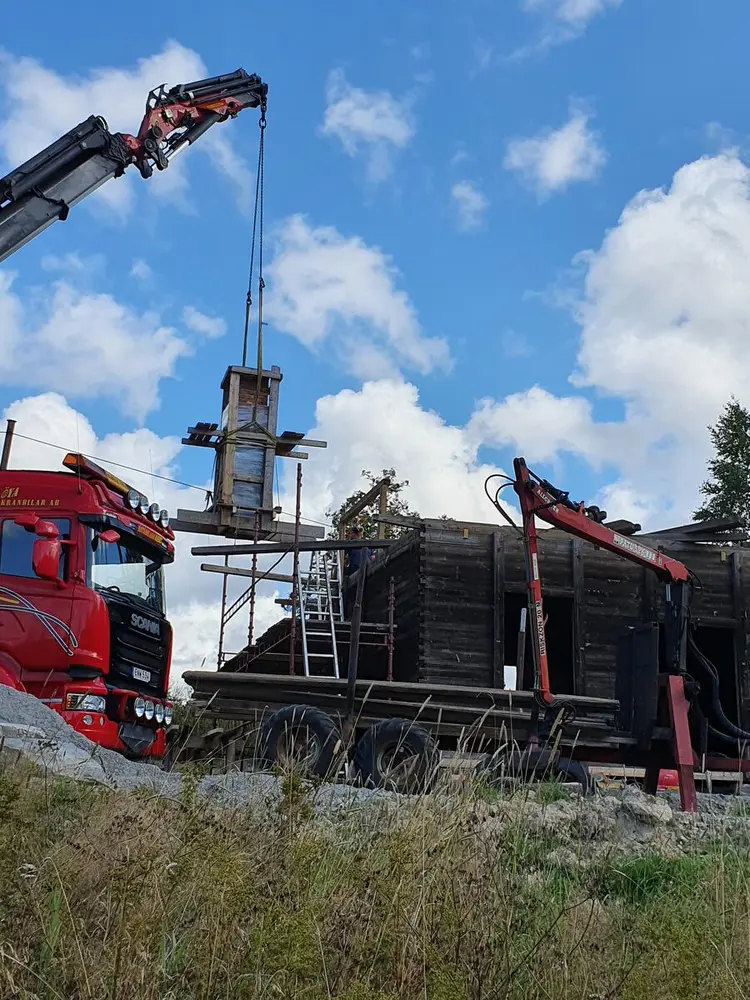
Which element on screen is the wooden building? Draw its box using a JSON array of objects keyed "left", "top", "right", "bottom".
[{"left": 357, "top": 516, "right": 750, "bottom": 729}]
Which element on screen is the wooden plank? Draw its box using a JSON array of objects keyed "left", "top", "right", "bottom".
[
  {"left": 572, "top": 539, "right": 584, "bottom": 696},
  {"left": 339, "top": 477, "right": 391, "bottom": 524},
  {"left": 200, "top": 563, "right": 294, "bottom": 584},
  {"left": 193, "top": 539, "right": 395, "bottom": 556}
]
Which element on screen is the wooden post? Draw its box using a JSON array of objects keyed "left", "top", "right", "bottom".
[
  {"left": 217, "top": 553, "right": 229, "bottom": 669},
  {"left": 1, "top": 419, "right": 16, "bottom": 471},
  {"left": 343, "top": 564, "right": 367, "bottom": 741},
  {"left": 378, "top": 480, "right": 388, "bottom": 540},
  {"left": 248, "top": 510, "right": 260, "bottom": 647},
  {"left": 288, "top": 463, "right": 303, "bottom": 675},
  {"left": 492, "top": 532, "right": 505, "bottom": 689},
  {"left": 572, "top": 539, "right": 585, "bottom": 696}
]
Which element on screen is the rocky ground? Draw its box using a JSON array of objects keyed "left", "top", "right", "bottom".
[{"left": 2, "top": 684, "right": 750, "bottom": 853}]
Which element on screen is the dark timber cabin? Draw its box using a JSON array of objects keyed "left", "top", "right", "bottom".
[
  {"left": 221, "top": 514, "right": 750, "bottom": 734},
  {"left": 353, "top": 516, "right": 750, "bottom": 730}
]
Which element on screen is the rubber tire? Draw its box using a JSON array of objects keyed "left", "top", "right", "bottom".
[
  {"left": 554, "top": 758, "right": 592, "bottom": 795},
  {"left": 256, "top": 705, "right": 342, "bottom": 779},
  {"left": 353, "top": 719, "right": 438, "bottom": 794}
]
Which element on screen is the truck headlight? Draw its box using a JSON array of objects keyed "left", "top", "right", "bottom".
[
  {"left": 127, "top": 488, "right": 140, "bottom": 510},
  {"left": 155, "top": 702, "right": 164, "bottom": 724},
  {"left": 138, "top": 495, "right": 149, "bottom": 516},
  {"left": 144, "top": 700, "right": 155, "bottom": 721},
  {"left": 164, "top": 703, "right": 173, "bottom": 725},
  {"left": 134, "top": 696, "right": 146, "bottom": 718},
  {"left": 65, "top": 693, "right": 106, "bottom": 713},
  {"left": 159, "top": 509, "right": 170, "bottom": 528}
]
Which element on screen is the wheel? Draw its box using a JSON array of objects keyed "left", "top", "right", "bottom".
[
  {"left": 353, "top": 719, "right": 438, "bottom": 794},
  {"left": 256, "top": 705, "right": 342, "bottom": 779},
  {"left": 554, "top": 758, "right": 592, "bottom": 794}
]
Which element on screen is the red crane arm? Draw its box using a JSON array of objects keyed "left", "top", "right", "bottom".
[
  {"left": 507, "top": 457, "right": 690, "bottom": 706},
  {"left": 513, "top": 458, "right": 690, "bottom": 584}
]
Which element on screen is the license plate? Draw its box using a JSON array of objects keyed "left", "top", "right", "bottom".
[{"left": 132, "top": 666, "right": 151, "bottom": 683}]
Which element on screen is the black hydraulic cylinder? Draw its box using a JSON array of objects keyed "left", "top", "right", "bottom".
[{"left": 0, "top": 116, "right": 132, "bottom": 264}]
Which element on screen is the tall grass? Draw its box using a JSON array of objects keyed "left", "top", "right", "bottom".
[{"left": 1, "top": 752, "right": 750, "bottom": 999}]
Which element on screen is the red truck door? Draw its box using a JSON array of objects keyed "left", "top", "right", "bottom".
[{"left": 0, "top": 515, "right": 79, "bottom": 686}]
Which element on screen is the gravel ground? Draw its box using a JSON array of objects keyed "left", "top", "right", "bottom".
[
  {"left": 0, "top": 685, "right": 393, "bottom": 812},
  {"left": 4, "top": 685, "right": 750, "bottom": 845}
]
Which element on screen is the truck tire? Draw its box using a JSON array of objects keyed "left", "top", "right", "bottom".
[
  {"left": 353, "top": 719, "right": 438, "bottom": 794},
  {"left": 554, "top": 758, "right": 592, "bottom": 795},
  {"left": 256, "top": 705, "right": 342, "bottom": 779}
]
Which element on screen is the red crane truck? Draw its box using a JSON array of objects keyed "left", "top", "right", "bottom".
[{"left": 0, "top": 453, "right": 175, "bottom": 758}]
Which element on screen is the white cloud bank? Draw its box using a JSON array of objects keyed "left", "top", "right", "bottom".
[
  {"left": 473, "top": 152, "right": 750, "bottom": 527},
  {"left": 0, "top": 271, "right": 227, "bottom": 419}
]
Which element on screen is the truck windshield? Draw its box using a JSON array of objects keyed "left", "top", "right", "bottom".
[{"left": 90, "top": 532, "right": 165, "bottom": 614}]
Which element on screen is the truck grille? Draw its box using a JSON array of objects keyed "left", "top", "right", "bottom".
[{"left": 104, "top": 596, "right": 170, "bottom": 696}]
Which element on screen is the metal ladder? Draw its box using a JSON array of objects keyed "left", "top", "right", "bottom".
[{"left": 297, "top": 549, "right": 344, "bottom": 677}]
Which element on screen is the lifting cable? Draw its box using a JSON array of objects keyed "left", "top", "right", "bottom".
[{"left": 240, "top": 99, "right": 267, "bottom": 422}]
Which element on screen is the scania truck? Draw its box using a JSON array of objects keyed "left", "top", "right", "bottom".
[{"left": 0, "top": 453, "right": 175, "bottom": 758}]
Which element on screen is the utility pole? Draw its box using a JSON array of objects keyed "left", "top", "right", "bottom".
[{"left": 1, "top": 419, "right": 16, "bottom": 471}]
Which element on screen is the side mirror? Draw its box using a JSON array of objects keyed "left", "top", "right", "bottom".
[
  {"left": 34, "top": 519, "right": 60, "bottom": 540},
  {"left": 99, "top": 529, "right": 120, "bottom": 544},
  {"left": 32, "top": 537, "right": 62, "bottom": 581},
  {"left": 14, "top": 513, "right": 38, "bottom": 530}
]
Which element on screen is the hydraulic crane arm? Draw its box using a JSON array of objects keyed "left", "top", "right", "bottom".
[
  {"left": 513, "top": 458, "right": 690, "bottom": 585},
  {"left": 0, "top": 69, "right": 268, "bottom": 264},
  {"left": 488, "top": 458, "right": 692, "bottom": 705}
]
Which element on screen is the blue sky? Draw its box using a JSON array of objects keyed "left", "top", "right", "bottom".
[{"left": 3, "top": 0, "right": 750, "bottom": 670}]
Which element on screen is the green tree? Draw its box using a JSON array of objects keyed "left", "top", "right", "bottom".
[
  {"left": 328, "top": 468, "right": 420, "bottom": 540},
  {"left": 693, "top": 397, "right": 750, "bottom": 525}
]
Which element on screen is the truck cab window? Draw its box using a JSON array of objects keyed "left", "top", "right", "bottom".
[
  {"left": 89, "top": 532, "right": 165, "bottom": 614},
  {"left": 0, "top": 518, "right": 70, "bottom": 580}
]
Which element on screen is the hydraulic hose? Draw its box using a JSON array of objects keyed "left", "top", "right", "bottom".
[{"left": 686, "top": 631, "right": 750, "bottom": 744}]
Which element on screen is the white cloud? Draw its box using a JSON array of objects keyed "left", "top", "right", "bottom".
[
  {"left": 321, "top": 69, "right": 414, "bottom": 183},
  {"left": 284, "top": 379, "right": 504, "bottom": 528},
  {"left": 472, "top": 152, "right": 750, "bottom": 528},
  {"left": 520, "top": 0, "right": 622, "bottom": 50},
  {"left": 266, "top": 214, "right": 451, "bottom": 378},
  {"left": 182, "top": 305, "right": 226, "bottom": 339},
  {"left": 504, "top": 104, "right": 606, "bottom": 197},
  {"left": 130, "top": 259, "right": 153, "bottom": 282},
  {"left": 451, "top": 180, "right": 489, "bottom": 231},
  {"left": 0, "top": 41, "right": 252, "bottom": 217},
  {"left": 0, "top": 271, "right": 191, "bottom": 418}
]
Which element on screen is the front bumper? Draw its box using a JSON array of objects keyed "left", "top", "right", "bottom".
[{"left": 60, "top": 706, "right": 167, "bottom": 759}]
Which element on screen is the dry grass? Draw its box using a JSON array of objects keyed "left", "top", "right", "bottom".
[{"left": 1, "top": 755, "right": 750, "bottom": 999}]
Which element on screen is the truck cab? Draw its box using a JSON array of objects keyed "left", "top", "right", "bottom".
[{"left": 0, "top": 453, "right": 175, "bottom": 758}]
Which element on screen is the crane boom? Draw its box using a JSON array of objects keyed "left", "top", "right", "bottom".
[
  {"left": 506, "top": 457, "right": 691, "bottom": 704},
  {"left": 0, "top": 69, "right": 267, "bottom": 264}
]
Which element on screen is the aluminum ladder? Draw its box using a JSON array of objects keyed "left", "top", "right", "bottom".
[{"left": 297, "top": 549, "right": 344, "bottom": 677}]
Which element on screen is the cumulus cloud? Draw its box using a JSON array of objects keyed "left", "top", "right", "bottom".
[
  {"left": 0, "top": 41, "right": 252, "bottom": 216},
  {"left": 474, "top": 153, "right": 750, "bottom": 527},
  {"left": 0, "top": 271, "right": 192, "bottom": 418},
  {"left": 321, "top": 69, "right": 414, "bottom": 183},
  {"left": 504, "top": 104, "right": 606, "bottom": 197},
  {"left": 451, "top": 180, "right": 489, "bottom": 231},
  {"left": 266, "top": 215, "right": 451, "bottom": 379},
  {"left": 283, "top": 379, "right": 505, "bottom": 528}
]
